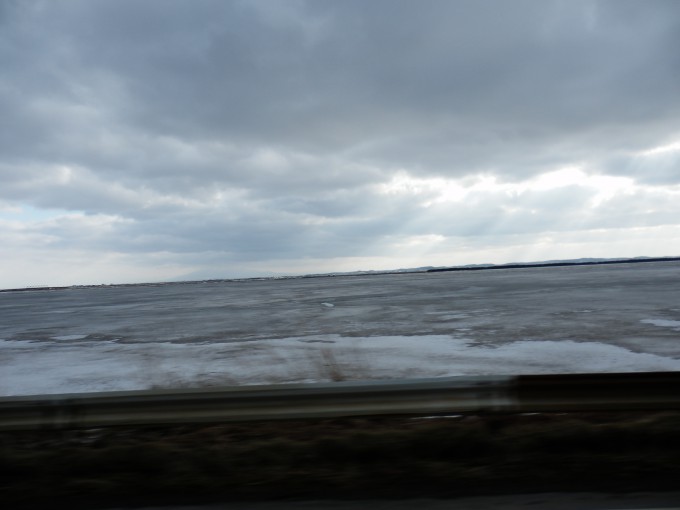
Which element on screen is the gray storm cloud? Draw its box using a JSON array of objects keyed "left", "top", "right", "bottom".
[{"left": 1, "top": 0, "right": 680, "bottom": 287}]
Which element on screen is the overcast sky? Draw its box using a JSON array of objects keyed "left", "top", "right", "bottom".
[{"left": 1, "top": 0, "right": 680, "bottom": 288}]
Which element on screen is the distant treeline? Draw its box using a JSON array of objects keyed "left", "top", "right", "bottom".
[
  {"left": 427, "top": 257, "right": 680, "bottom": 273},
  {"left": 0, "top": 286, "right": 69, "bottom": 293}
]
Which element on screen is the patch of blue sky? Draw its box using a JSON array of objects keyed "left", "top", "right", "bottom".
[{"left": 0, "top": 205, "right": 75, "bottom": 223}]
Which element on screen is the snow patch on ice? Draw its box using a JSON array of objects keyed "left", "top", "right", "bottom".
[
  {"left": 53, "top": 334, "right": 88, "bottom": 341},
  {"left": 2, "top": 335, "right": 680, "bottom": 396},
  {"left": 641, "top": 319, "right": 680, "bottom": 331},
  {"left": 426, "top": 312, "right": 469, "bottom": 319}
]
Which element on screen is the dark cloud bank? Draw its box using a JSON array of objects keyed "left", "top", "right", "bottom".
[{"left": 1, "top": 0, "right": 680, "bottom": 286}]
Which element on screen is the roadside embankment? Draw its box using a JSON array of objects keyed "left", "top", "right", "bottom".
[{"left": 2, "top": 411, "right": 679, "bottom": 508}]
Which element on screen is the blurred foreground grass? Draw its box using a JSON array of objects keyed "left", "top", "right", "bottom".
[{"left": 1, "top": 412, "right": 679, "bottom": 508}]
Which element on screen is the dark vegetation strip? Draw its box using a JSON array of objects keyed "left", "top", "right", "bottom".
[
  {"left": 426, "top": 256, "right": 680, "bottom": 273},
  {"left": 1, "top": 412, "right": 679, "bottom": 508}
]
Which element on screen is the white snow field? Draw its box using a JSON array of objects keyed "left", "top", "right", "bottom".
[{"left": 1, "top": 261, "right": 680, "bottom": 396}]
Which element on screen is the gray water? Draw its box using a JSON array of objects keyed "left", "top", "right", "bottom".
[
  {"left": 1, "top": 261, "right": 680, "bottom": 357},
  {"left": 2, "top": 262, "right": 680, "bottom": 396}
]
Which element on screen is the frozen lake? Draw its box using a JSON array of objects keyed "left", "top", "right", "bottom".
[{"left": 2, "top": 262, "right": 680, "bottom": 395}]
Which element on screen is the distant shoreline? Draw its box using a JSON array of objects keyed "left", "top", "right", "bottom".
[
  {"left": 426, "top": 256, "right": 680, "bottom": 273},
  {"left": 2, "top": 256, "right": 680, "bottom": 293}
]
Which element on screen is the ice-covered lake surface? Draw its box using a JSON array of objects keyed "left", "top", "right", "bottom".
[{"left": 2, "top": 261, "right": 680, "bottom": 396}]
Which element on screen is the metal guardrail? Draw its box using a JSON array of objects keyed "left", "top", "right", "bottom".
[{"left": 1, "top": 372, "right": 679, "bottom": 431}]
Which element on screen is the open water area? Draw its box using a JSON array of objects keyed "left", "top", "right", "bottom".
[{"left": 1, "top": 261, "right": 680, "bottom": 395}]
